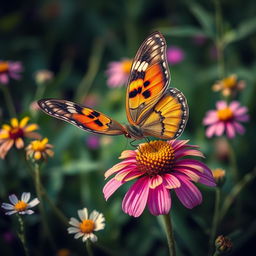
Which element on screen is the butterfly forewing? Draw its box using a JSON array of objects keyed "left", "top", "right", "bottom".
[
  {"left": 140, "top": 88, "right": 189, "bottom": 139},
  {"left": 126, "top": 31, "right": 170, "bottom": 125},
  {"left": 38, "top": 99, "right": 126, "bottom": 136}
]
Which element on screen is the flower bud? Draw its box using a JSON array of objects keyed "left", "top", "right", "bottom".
[
  {"left": 212, "top": 168, "right": 226, "bottom": 187},
  {"left": 215, "top": 235, "right": 232, "bottom": 253}
]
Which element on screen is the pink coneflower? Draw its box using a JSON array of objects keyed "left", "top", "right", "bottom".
[
  {"left": 203, "top": 101, "right": 249, "bottom": 138},
  {"left": 167, "top": 46, "right": 185, "bottom": 65},
  {"left": 105, "top": 59, "right": 132, "bottom": 88},
  {"left": 103, "top": 140, "right": 215, "bottom": 217},
  {"left": 0, "top": 60, "right": 23, "bottom": 84}
]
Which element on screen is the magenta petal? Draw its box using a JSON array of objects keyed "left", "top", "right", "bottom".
[
  {"left": 103, "top": 178, "right": 124, "bottom": 200},
  {"left": 170, "top": 140, "right": 189, "bottom": 151},
  {"left": 235, "top": 114, "right": 249, "bottom": 122},
  {"left": 122, "top": 177, "right": 150, "bottom": 217},
  {"left": 216, "top": 101, "right": 227, "bottom": 110},
  {"left": 234, "top": 106, "right": 248, "bottom": 115},
  {"left": 175, "top": 177, "right": 202, "bottom": 209},
  {"left": 175, "top": 148, "right": 204, "bottom": 159},
  {"left": 163, "top": 174, "right": 181, "bottom": 188},
  {"left": 206, "top": 124, "right": 217, "bottom": 137},
  {"left": 215, "top": 122, "right": 225, "bottom": 136},
  {"left": 226, "top": 122, "right": 235, "bottom": 138},
  {"left": 148, "top": 185, "right": 171, "bottom": 216},
  {"left": 233, "top": 121, "right": 245, "bottom": 134},
  {"left": 0, "top": 74, "right": 9, "bottom": 84},
  {"left": 229, "top": 101, "right": 240, "bottom": 111}
]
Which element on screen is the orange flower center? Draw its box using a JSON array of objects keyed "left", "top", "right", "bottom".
[
  {"left": 9, "top": 127, "right": 24, "bottom": 139},
  {"left": 0, "top": 62, "right": 9, "bottom": 73},
  {"left": 79, "top": 219, "right": 95, "bottom": 233},
  {"left": 122, "top": 60, "right": 132, "bottom": 74},
  {"left": 222, "top": 75, "right": 237, "bottom": 89},
  {"left": 14, "top": 201, "right": 28, "bottom": 212},
  {"left": 217, "top": 108, "right": 233, "bottom": 121},
  {"left": 136, "top": 141, "right": 174, "bottom": 176}
]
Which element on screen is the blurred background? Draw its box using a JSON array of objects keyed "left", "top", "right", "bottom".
[{"left": 1, "top": 0, "right": 256, "bottom": 255}]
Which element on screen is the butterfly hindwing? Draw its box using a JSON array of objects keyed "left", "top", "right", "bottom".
[
  {"left": 126, "top": 31, "right": 170, "bottom": 125},
  {"left": 38, "top": 99, "right": 126, "bottom": 136},
  {"left": 140, "top": 88, "right": 189, "bottom": 139}
]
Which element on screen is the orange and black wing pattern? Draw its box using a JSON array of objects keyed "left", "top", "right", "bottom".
[
  {"left": 37, "top": 99, "right": 126, "bottom": 136},
  {"left": 140, "top": 88, "right": 189, "bottom": 139},
  {"left": 126, "top": 31, "right": 170, "bottom": 125}
]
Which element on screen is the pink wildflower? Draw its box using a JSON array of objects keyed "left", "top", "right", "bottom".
[
  {"left": 203, "top": 101, "right": 249, "bottom": 138},
  {"left": 103, "top": 140, "right": 215, "bottom": 217},
  {"left": 105, "top": 59, "right": 132, "bottom": 88},
  {"left": 0, "top": 60, "right": 23, "bottom": 84},
  {"left": 167, "top": 46, "right": 185, "bottom": 65}
]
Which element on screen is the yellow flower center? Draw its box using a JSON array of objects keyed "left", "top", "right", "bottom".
[
  {"left": 9, "top": 127, "right": 24, "bottom": 139},
  {"left": 217, "top": 108, "right": 233, "bottom": 121},
  {"left": 14, "top": 201, "right": 28, "bottom": 212},
  {"left": 31, "top": 140, "right": 47, "bottom": 151},
  {"left": 0, "top": 62, "right": 9, "bottom": 73},
  {"left": 222, "top": 75, "right": 237, "bottom": 89},
  {"left": 79, "top": 219, "right": 95, "bottom": 233},
  {"left": 122, "top": 60, "right": 132, "bottom": 74},
  {"left": 136, "top": 141, "right": 174, "bottom": 176},
  {"left": 212, "top": 168, "right": 225, "bottom": 181}
]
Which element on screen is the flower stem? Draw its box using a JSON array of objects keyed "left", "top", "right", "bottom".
[
  {"left": 17, "top": 215, "right": 29, "bottom": 256},
  {"left": 226, "top": 139, "right": 239, "bottom": 183},
  {"left": 209, "top": 187, "right": 221, "bottom": 256},
  {"left": 162, "top": 214, "right": 176, "bottom": 256},
  {"left": 220, "top": 168, "right": 256, "bottom": 221},
  {"left": 1, "top": 85, "right": 17, "bottom": 117},
  {"left": 86, "top": 239, "right": 94, "bottom": 256},
  {"left": 34, "top": 163, "right": 56, "bottom": 250},
  {"left": 214, "top": 0, "right": 225, "bottom": 79}
]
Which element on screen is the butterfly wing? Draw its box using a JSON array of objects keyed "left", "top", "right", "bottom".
[
  {"left": 126, "top": 31, "right": 170, "bottom": 125},
  {"left": 140, "top": 88, "right": 189, "bottom": 139},
  {"left": 38, "top": 99, "right": 127, "bottom": 136}
]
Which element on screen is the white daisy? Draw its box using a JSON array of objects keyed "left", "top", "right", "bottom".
[
  {"left": 67, "top": 208, "right": 105, "bottom": 242},
  {"left": 1, "top": 192, "right": 40, "bottom": 215}
]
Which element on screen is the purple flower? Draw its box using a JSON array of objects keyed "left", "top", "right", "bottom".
[
  {"left": 86, "top": 135, "right": 100, "bottom": 149},
  {"left": 203, "top": 101, "right": 249, "bottom": 138},
  {"left": 0, "top": 61, "right": 23, "bottom": 84},
  {"left": 103, "top": 140, "right": 215, "bottom": 217},
  {"left": 167, "top": 46, "right": 185, "bottom": 65}
]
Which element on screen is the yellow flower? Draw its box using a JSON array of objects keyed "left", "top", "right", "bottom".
[
  {"left": 212, "top": 168, "right": 226, "bottom": 186},
  {"left": 0, "top": 117, "right": 41, "bottom": 159},
  {"left": 26, "top": 138, "right": 54, "bottom": 161},
  {"left": 212, "top": 74, "right": 245, "bottom": 97}
]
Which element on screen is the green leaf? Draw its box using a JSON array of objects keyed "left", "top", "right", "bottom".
[
  {"left": 50, "top": 160, "right": 100, "bottom": 174},
  {"left": 223, "top": 17, "right": 256, "bottom": 45},
  {"left": 189, "top": 3, "right": 215, "bottom": 38},
  {"left": 160, "top": 26, "right": 205, "bottom": 37}
]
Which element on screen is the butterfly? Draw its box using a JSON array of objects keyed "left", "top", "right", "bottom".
[{"left": 38, "top": 31, "right": 189, "bottom": 140}]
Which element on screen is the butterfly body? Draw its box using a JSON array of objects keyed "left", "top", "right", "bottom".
[{"left": 38, "top": 32, "right": 189, "bottom": 141}]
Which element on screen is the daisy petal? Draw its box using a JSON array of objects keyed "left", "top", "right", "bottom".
[
  {"left": 9, "top": 194, "right": 18, "bottom": 204},
  {"left": 21, "top": 192, "right": 31, "bottom": 203},
  {"left": 1, "top": 203, "right": 14, "bottom": 210},
  {"left": 28, "top": 198, "right": 40, "bottom": 207}
]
